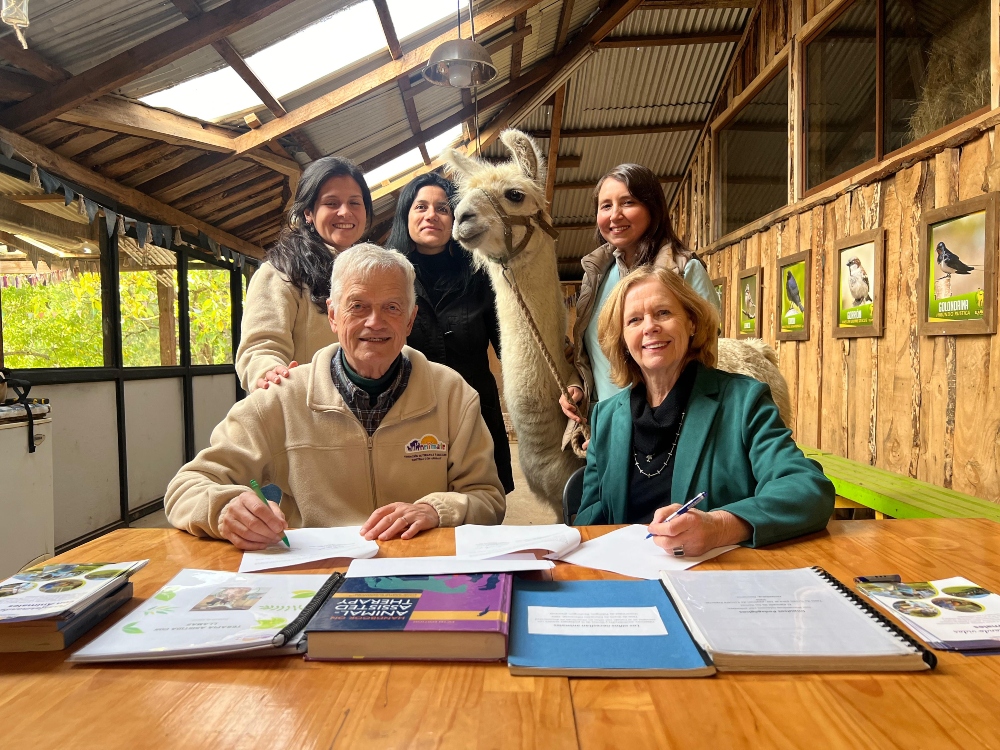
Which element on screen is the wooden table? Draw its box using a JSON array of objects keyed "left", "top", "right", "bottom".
[{"left": 3, "top": 520, "right": 1000, "bottom": 749}]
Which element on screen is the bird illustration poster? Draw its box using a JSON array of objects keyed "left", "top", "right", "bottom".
[
  {"left": 737, "top": 266, "right": 762, "bottom": 339},
  {"left": 776, "top": 250, "right": 810, "bottom": 340},
  {"left": 838, "top": 242, "right": 876, "bottom": 328},
  {"left": 927, "top": 211, "right": 986, "bottom": 323},
  {"left": 711, "top": 277, "right": 728, "bottom": 336}
]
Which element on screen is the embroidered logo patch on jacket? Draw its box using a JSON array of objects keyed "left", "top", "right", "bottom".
[{"left": 404, "top": 434, "right": 448, "bottom": 460}]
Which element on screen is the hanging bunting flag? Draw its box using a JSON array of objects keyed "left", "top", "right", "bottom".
[
  {"left": 0, "top": 139, "right": 13, "bottom": 159},
  {"left": 105, "top": 209, "right": 118, "bottom": 238},
  {"left": 116, "top": 214, "right": 125, "bottom": 237},
  {"left": 62, "top": 184, "right": 74, "bottom": 207},
  {"left": 222, "top": 247, "right": 231, "bottom": 262},
  {"left": 38, "top": 168, "right": 59, "bottom": 195},
  {"left": 29, "top": 164, "right": 40, "bottom": 188},
  {"left": 85, "top": 198, "right": 99, "bottom": 225},
  {"left": 136, "top": 221, "right": 148, "bottom": 248},
  {"left": 173, "top": 227, "right": 182, "bottom": 246},
  {"left": 151, "top": 225, "right": 167, "bottom": 248}
]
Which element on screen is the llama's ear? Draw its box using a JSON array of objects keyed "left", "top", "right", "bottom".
[
  {"left": 444, "top": 148, "right": 484, "bottom": 183},
  {"left": 500, "top": 129, "right": 544, "bottom": 186}
]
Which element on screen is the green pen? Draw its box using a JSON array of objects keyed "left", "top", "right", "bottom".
[{"left": 249, "top": 479, "right": 290, "bottom": 548}]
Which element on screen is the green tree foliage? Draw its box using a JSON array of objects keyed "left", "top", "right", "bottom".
[
  {"left": 188, "top": 267, "right": 232, "bottom": 365},
  {"left": 2, "top": 264, "right": 233, "bottom": 369},
  {"left": 1, "top": 272, "right": 104, "bottom": 368}
]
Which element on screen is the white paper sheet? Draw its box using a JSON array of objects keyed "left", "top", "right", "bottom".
[
  {"left": 453, "top": 524, "right": 582, "bottom": 560},
  {"left": 557, "top": 524, "right": 736, "bottom": 580},
  {"left": 238, "top": 527, "right": 379, "bottom": 573},
  {"left": 527, "top": 606, "right": 668, "bottom": 636},
  {"left": 345, "top": 554, "right": 555, "bottom": 578}
]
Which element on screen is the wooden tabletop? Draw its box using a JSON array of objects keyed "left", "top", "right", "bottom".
[{"left": 2, "top": 520, "right": 1000, "bottom": 749}]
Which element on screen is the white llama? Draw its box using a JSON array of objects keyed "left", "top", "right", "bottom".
[{"left": 446, "top": 130, "right": 793, "bottom": 508}]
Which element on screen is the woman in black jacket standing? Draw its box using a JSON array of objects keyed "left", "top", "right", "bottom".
[{"left": 386, "top": 172, "right": 514, "bottom": 493}]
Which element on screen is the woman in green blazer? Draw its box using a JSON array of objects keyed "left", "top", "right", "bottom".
[{"left": 573, "top": 265, "right": 834, "bottom": 557}]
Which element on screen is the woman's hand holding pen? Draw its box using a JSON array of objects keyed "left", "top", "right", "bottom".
[
  {"left": 647, "top": 506, "right": 752, "bottom": 557},
  {"left": 220, "top": 492, "right": 288, "bottom": 550}
]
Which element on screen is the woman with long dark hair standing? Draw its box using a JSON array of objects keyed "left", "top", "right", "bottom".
[
  {"left": 559, "top": 163, "right": 719, "bottom": 424},
  {"left": 385, "top": 172, "right": 514, "bottom": 493},
  {"left": 236, "top": 157, "right": 373, "bottom": 392}
]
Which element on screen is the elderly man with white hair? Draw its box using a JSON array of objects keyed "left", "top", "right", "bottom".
[{"left": 165, "top": 244, "right": 506, "bottom": 549}]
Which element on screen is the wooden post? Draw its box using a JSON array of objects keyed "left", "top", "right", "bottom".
[
  {"left": 157, "top": 278, "right": 178, "bottom": 366},
  {"left": 992, "top": 0, "right": 999, "bottom": 110},
  {"left": 544, "top": 86, "right": 567, "bottom": 209}
]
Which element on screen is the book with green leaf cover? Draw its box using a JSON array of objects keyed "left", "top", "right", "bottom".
[{"left": 70, "top": 569, "right": 332, "bottom": 662}]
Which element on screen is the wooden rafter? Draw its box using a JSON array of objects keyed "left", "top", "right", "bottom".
[
  {"left": 526, "top": 121, "right": 703, "bottom": 138},
  {"left": 639, "top": 1, "right": 755, "bottom": 7},
  {"left": 0, "top": 0, "right": 300, "bottom": 132},
  {"left": 555, "top": 0, "right": 577, "bottom": 52},
  {"left": 0, "top": 124, "right": 263, "bottom": 257},
  {"left": 231, "top": 0, "right": 542, "bottom": 153},
  {"left": 544, "top": 86, "right": 567, "bottom": 205},
  {"left": 509, "top": 13, "right": 527, "bottom": 80},
  {"left": 596, "top": 32, "right": 744, "bottom": 48},
  {"left": 0, "top": 34, "right": 70, "bottom": 83},
  {"left": 0, "top": 68, "right": 44, "bottom": 100},
  {"left": 58, "top": 97, "right": 238, "bottom": 152}
]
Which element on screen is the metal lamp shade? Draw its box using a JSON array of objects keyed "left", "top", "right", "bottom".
[{"left": 422, "top": 38, "right": 497, "bottom": 88}]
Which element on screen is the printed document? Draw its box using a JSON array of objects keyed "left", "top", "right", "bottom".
[
  {"left": 238, "top": 527, "right": 378, "bottom": 573},
  {"left": 527, "top": 606, "right": 668, "bottom": 637},
  {"left": 558, "top": 524, "right": 735, "bottom": 579},
  {"left": 346, "top": 554, "right": 554, "bottom": 578},
  {"left": 454, "top": 524, "right": 581, "bottom": 559}
]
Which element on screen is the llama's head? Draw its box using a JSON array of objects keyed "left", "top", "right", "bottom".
[{"left": 445, "top": 129, "right": 553, "bottom": 265}]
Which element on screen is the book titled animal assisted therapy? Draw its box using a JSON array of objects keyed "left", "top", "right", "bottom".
[{"left": 305, "top": 573, "right": 512, "bottom": 661}]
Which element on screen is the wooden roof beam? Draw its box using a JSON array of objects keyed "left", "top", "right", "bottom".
[
  {"left": 231, "top": 0, "right": 543, "bottom": 154},
  {"left": 596, "top": 32, "right": 744, "bottom": 48},
  {"left": 509, "top": 13, "right": 528, "bottom": 80},
  {"left": 544, "top": 85, "right": 567, "bottom": 206},
  {"left": 57, "top": 97, "right": 238, "bottom": 152},
  {"left": 555, "top": 0, "right": 576, "bottom": 52},
  {"left": 0, "top": 68, "right": 45, "bottom": 100},
  {"left": 527, "top": 121, "right": 703, "bottom": 138},
  {"left": 0, "top": 0, "right": 300, "bottom": 132},
  {"left": 0, "top": 34, "right": 70, "bottom": 83},
  {"left": 0, "top": 125, "right": 264, "bottom": 258},
  {"left": 639, "top": 1, "right": 756, "bottom": 7}
]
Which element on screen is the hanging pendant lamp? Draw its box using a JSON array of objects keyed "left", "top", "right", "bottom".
[{"left": 422, "top": 0, "right": 497, "bottom": 88}]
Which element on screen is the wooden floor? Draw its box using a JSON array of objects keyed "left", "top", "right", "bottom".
[{"left": 132, "top": 440, "right": 561, "bottom": 530}]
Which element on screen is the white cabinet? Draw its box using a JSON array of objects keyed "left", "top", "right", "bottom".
[{"left": 0, "top": 418, "right": 54, "bottom": 578}]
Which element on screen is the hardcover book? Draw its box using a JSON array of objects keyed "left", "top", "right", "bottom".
[{"left": 305, "top": 573, "right": 512, "bottom": 661}]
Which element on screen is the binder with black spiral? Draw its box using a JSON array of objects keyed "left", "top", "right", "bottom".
[{"left": 810, "top": 566, "right": 938, "bottom": 669}]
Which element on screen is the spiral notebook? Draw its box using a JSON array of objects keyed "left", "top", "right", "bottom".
[{"left": 660, "top": 567, "right": 936, "bottom": 672}]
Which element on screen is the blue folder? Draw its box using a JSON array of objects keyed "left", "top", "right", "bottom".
[{"left": 508, "top": 579, "right": 715, "bottom": 677}]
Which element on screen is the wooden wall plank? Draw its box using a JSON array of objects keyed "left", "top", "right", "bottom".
[{"left": 952, "top": 135, "right": 995, "bottom": 499}]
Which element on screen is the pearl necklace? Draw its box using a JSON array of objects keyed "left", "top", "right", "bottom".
[{"left": 632, "top": 411, "right": 686, "bottom": 478}]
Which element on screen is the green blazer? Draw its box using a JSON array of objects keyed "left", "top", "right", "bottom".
[{"left": 574, "top": 363, "right": 834, "bottom": 548}]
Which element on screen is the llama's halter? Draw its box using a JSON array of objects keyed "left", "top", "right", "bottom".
[
  {"left": 471, "top": 187, "right": 590, "bottom": 443},
  {"left": 475, "top": 187, "right": 558, "bottom": 265}
]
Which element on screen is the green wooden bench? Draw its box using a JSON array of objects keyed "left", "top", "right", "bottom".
[{"left": 800, "top": 447, "right": 1000, "bottom": 522}]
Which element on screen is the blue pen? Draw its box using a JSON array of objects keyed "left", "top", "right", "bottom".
[{"left": 646, "top": 491, "right": 708, "bottom": 538}]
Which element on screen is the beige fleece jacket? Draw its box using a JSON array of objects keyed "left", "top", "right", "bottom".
[
  {"left": 235, "top": 262, "right": 337, "bottom": 393},
  {"left": 165, "top": 344, "right": 506, "bottom": 539}
]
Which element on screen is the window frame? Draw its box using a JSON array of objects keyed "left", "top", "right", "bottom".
[{"left": 712, "top": 49, "right": 792, "bottom": 241}]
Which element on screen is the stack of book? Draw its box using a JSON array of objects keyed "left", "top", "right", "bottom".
[{"left": 0, "top": 560, "right": 147, "bottom": 652}]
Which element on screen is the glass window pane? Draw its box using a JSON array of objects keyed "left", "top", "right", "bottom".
[
  {"left": 119, "top": 238, "right": 179, "bottom": 367},
  {"left": 718, "top": 67, "right": 789, "bottom": 237},
  {"left": 805, "top": 0, "right": 878, "bottom": 190},
  {"left": 1, "top": 232, "right": 104, "bottom": 369},
  {"left": 188, "top": 262, "right": 233, "bottom": 365},
  {"left": 884, "top": 0, "right": 989, "bottom": 154}
]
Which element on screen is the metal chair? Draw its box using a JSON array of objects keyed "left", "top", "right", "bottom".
[{"left": 562, "top": 466, "right": 586, "bottom": 526}]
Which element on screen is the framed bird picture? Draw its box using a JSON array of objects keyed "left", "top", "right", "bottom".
[
  {"left": 833, "top": 229, "right": 885, "bottom": 339},
  {"left": 737, "top": 266, "right": 762, "bottom": 339},
  {"left": 918, "top": 193, "right": 997, "bottom": 336},
  {"left": 776, "top": 250, "right": 811, "bottom": 341},
  {"left": 711, "top": 276, "right": 728, "bottom": 336}
]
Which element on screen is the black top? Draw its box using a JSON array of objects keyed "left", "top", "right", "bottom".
[
  {"left": 405, "top": 248, "right": 514, "bottom": 493},
  {"left": 627, "top": 361, "right": 698, "bottom": 524}
]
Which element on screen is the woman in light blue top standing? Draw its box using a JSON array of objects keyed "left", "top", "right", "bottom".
[{"left": 561, "top": 163, "right": 720, "bottom": 425}]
